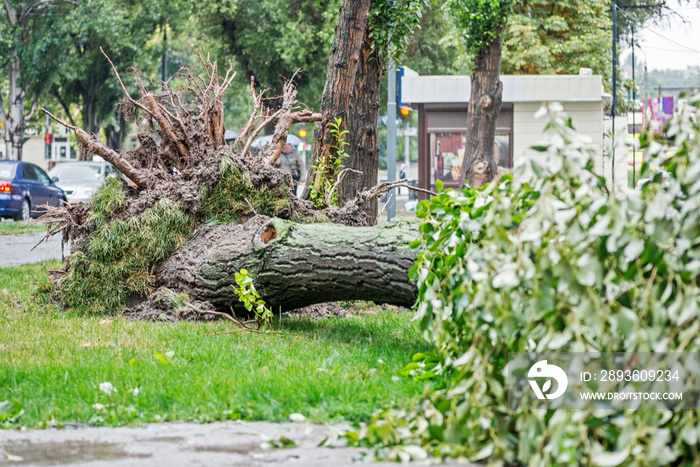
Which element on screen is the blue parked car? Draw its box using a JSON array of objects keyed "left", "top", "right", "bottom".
[{"left": 0, "top": 160, "right": 67, "bottom": 221}]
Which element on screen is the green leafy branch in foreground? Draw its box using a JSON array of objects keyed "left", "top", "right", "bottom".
[
  {"left": 233, "top": 269, "right": 273, "bottom": 325},
  {"left": 351, "top": 100, "right": 700, "bottom": 466}
]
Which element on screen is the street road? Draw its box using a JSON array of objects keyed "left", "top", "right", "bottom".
[{"left": 0, "top": 232, "right": 69, "bottom": 267}]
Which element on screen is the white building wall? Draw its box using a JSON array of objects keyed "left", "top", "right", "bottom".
[
  {"left": 0, "top": 136, "right": 49, "bottom": 171},
  {"left": 402, "top": 74, "right": 603, "bottom": 105},
  {"left": 512, "top": 102, "right": 627, "bottom": 189},
  {"left": 401, "top": 71, "right": 622, "bottom": 187}
]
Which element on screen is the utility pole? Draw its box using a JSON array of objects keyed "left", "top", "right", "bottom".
[
  {"left": 45, "top": 113, "right": 50, "bottom": 161},
  {"left": 632, "top": 23, "right": 636, "bottom": 187},
  {"left": 611, "top": 0, "right": 618, "bottom": 189},
  {"left": 162, "top": 24, "right": 168, "bottom": 84},
  {"left": 387, "top": 60, "right": 397, "bottom": 221},
  {"left": 613, "top": 2, "right": 660, "bottom": 184},
  {"left": 644, "top": 62, "right": 649, "bottom": 104},
  {"left": 404, "top": 133, "right": 410, "bottom": 171}
]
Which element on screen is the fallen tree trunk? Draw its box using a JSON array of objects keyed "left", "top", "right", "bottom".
[{"left": 157, "top": 216, "right": 419, "bottom": 312}]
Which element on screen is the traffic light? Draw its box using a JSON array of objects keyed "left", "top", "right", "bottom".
[
  {"left": 45, "top": 133, "right": 53, "bottom": 159},
  {"left": 400, "top": 107, "right": 410, "bottom": 116},
  {"left": 299, "top": 129, "right": 307, "bottom": 138}
]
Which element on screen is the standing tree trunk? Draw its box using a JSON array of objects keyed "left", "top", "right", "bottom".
[
  {"left": 104, "top": 113, "right": 127, "bottom": 150},
  {"left": 304, "top": 0, "right": 371, "bottom": 202},
  {"left": 81, "top": 75, "right": 102, "bottom": 145},
  {"left": 458, "top": 33, "right": 504, "bottom": 188},
  {"left": 1, "top": 49, "right": 40, "bottom": 160},
  {"left": 338, "top": 24, "right": 383, "bottom": 223}
]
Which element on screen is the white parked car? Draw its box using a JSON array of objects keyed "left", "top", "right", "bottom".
[{"left": 48, "top": 162, "right": 122, "bottom": 204}]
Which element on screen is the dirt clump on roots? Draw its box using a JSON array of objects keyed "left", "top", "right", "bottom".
[{"left": 122, "top": 289, "right": 217, "bottom": 322}]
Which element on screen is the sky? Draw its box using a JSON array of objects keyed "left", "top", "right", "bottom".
[{"left": 625, "top": 1, "right": 700, "bottom": 71}]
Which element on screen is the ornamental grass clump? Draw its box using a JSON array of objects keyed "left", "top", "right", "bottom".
[{"left": 357, "top": 100, "right": 700, "bottom": 466}]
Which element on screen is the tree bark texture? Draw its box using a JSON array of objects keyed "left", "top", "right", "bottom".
[
  {"left": 80, "top": 74, "right": 103, "bottom": 158},
  {"left": 338, "top": 24, "right": 383, "bottom": 222},
  {"left": 104, "top": 113, "right": 127, "bottom": 150},
  {"left": 1, "top": 49, "right": 39, "bottom": 161},
  {"left": 458, "top": 34, "right": 504, "bottom": 188},
  {"left": 304, "top": 0, "right": 370, "bottom": 199},
  {"left": 156, "top": 216, "right": 418, "bottom": 312}
]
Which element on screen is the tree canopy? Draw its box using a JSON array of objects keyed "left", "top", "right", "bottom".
[
  {"left": 51, "top": 0, "right": 179, "bottom": 150},
  {"left": 445, "top": 0, "right": 511, "bottom": 59},
  {"left": 501, "top": 0, "right": 611, "bottom": 77},
  {"left": 1, "top": 0, "right": 70, "bottom": 159},
  {"left": 203, "top": 0, "right": 339, "bottom": 110}
]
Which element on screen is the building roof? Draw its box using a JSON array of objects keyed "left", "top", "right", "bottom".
[{"left": 401, "top": 69, "right": 604, "bottom": 105}]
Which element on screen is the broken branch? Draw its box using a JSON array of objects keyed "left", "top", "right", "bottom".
[
  {"left": 144, "top": 93, "right": 189, "bottom": 164},
  {"left": 42, "top": 108, "right": 146, "bottom": 188},
  {"left": 100, "top": 47, "right": 155, "bottom": 119},
  {"left": 185, "top": 301, "right": 281, "bottom": 334}
]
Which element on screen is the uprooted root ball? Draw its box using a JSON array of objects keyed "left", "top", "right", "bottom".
[{"left": 38, "top": 51, "right": 414, "bottom": 318}]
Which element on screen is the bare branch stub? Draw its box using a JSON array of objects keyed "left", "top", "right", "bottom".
[
  {"left": 260, "top": 77, "right": 299, "bottom": 165},
  {"left": 100, "top": 47, "right": 154, "bottom": 119},
  {"left": 261, "top": 72, "right": 323, "bottom": 167},
  {"left": 236, "top": 77, "right": 268, "bottom": 154},
  {"left": 42, "top": 108, "right": 146, "bottom": 188},
  {"left": 241, "top": 108, "right": 284, "bottom": 158},
  {"left": 325, "top": 180, "right": 437, "bottom": 226}
]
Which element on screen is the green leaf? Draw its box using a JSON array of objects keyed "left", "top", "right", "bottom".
[
  {"left": 435, "top": 179, "right": 444, "bottom": 193},
  {"left": 471, "top": 443, "right": 494, "bottom": 461}
]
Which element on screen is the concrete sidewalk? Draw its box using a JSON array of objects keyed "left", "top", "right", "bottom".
[{"left": 0, "top": 421, "right": 474, "bottom": 466}]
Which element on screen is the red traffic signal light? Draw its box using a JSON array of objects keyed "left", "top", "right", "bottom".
[{"left": 45, "top": 133, "right": 53, "bottom": 145}]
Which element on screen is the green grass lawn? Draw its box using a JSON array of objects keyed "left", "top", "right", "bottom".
[
  {"left": 0, "top": 220, "right": 47, "bottom": 236},
  {"left": 0, "top": 261, "right": 436, "bottom": 428}
]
